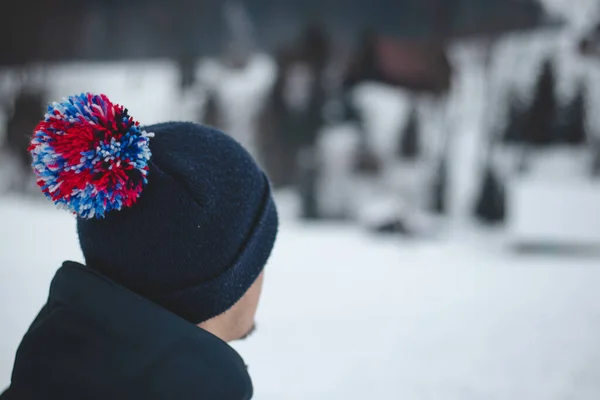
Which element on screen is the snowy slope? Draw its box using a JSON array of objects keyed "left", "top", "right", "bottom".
[{"left": 2, "top": 197, "right": 600, "bottom": 399}]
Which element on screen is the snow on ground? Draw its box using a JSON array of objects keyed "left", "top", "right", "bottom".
[{"left": 1, "top": 196, "right": 600, "bottom": 399}]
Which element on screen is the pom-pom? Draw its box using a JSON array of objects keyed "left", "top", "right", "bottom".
[{"left": 29, "top": 93, "right": 154, "bottom": 219}]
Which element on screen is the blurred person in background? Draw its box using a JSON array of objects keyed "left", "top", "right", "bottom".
[
  {"left": 1, "top": 93, "right": 278, "bottom": 400},
  {"left": 261, "top": 25, "right": 331, "bottom": 219}
]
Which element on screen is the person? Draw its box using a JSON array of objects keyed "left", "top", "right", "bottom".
[
  {"left": 261, "top": 25, "right": 330, "bottom": 218},
  {"left": 1, "top": 93, "right": 278, "bottom": 399}
]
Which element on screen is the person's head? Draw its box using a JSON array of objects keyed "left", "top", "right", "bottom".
[{"left": 29, "top": 93, "right": 278, "bottom": 342}]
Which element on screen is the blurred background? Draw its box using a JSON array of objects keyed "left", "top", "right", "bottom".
[{"left": 2, "top": 0, "right": 600, "bottom": 398}]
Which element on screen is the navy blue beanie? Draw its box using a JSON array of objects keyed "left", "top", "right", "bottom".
[{"left": 30, "top": 95, "right": 278, "bottom": 324}]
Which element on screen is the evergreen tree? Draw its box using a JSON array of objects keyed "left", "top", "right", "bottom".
[
  {"left": 353, "top": 95, "right": 381, "bottom": 176},
  {"left": 430, "top": 155, "right": 448, "bottom": 214},
  {"left": 526, "top": 59, "right": 557, "bottom": 146},
  {"left": 397, "top": 106, "right": 421, "bottom": 160},
  {"left": 502, "top": 92, "right": 528, "bottom": 143},
  {"left": 474, "top": 165, "right": 506, "bottom": 224},
  {"left": 563, "top": 86, "right": 587, "bottom": 145}
]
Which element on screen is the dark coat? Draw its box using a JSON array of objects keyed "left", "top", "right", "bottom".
[{"left": 1, "top": 262, "right": 253, "bottom": 400}]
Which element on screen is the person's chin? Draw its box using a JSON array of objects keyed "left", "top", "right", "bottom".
[{"left": 233, "top": 322, "right": 256, "bottom": 342}]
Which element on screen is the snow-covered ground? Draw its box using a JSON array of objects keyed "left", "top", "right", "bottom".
[{"left": 1, "top": 194, "right": 600, "bottom": 399}]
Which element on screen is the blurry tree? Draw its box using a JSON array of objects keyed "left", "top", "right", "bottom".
[
  {"left": 0, "top": 0, "right": 560, "bottom": 66},
  {"left": 474, "top": 165, "right": 506, "bottom": 224},
  {"left": 260, "top": 49, "right": 296, "bottom": 187},
  {"left": 4, "top": 84, "right": 45, "bottom": 191},
  {"left": 430, "top": 155, "right": 448, "bottom": 214},
  {"left": 397, "top": 105, "right": 421, "bottom": 160},
  {"left": 526, "top": 59, "right": 557, "bottom": 146},
  {"left": 293, "top": 46, "right": 328, "bottom": 220},
  {"left": 502, "top": 92, "right": 528, "bottom": 143},
  {"left": 562, "top": 86, "right": 587, "bottom": 146}
]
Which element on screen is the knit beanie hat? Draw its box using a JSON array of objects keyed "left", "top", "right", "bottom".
[{"left": 29, "top": 93, "right": 278, "bottom": 324}]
